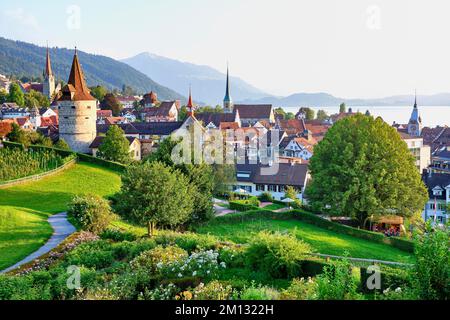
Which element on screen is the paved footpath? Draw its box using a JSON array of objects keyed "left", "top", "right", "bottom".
[{"left": 0, "top": 212, "right": 76, "bottom": 274}]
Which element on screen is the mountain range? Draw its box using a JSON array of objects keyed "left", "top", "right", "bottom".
[
  {"left": 0, "top": 37, "right": 184, "bottom": 101},
  {"left": 121, "top": 52, "right": 269, "bottom": 106},
  {"left": 1, "top": 37, "right": 450, "bottom": 108}
]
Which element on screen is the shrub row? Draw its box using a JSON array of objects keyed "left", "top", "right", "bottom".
[
  {"left": 229, "top": 201, "right": 260, "bottom": 212},
  {"left": 359, "top": 265, "right": 411, "bottom": 293},
  {"left": 213, "top": 209, "right": 414, "bottom": 253},
  {"left": 3, "top": 142, "right": 126, "bottom": 172},
  {"left": 289, "top": 210, "right": 415, "bottom": 253}
]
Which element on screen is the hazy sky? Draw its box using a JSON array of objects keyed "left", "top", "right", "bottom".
[{"left": 1, "top": 0, "right": 450, "bottom": 98}]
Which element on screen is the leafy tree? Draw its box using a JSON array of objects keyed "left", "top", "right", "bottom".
[
  {"left": 147, "top": 136, "right": 215, "bottom": 224},
  {"left": 212, "top": 164, "right": 236, "bottom": 195},
  {"left": 316, "top": 109, "right": 329, "bottom": 121},
  {"left": 8, "top": 83, "right": 25, "bottom": 106},
  {"left": 285, "top": 112, "right": 295, "bottom": 120},
  {"left": 100, "top": 93, "right": 123, "bottom": 116},
  {"left": 196, "top": 105, "right": 223, "bottom": 114},
  {"left": 274, "top": 107, "right": 286, "bottom": 119},
  {"left": 0, "top": 89, "right": 8, "bottom": 104},
  {"left": 6, "top": 123, "right": 29, "bottom": 145},
  {"left": 121, "top": 84, "right": 136, "bottom": 96},
  {"left": 178, "top": 106, "right": 189, "bottom": 121},
  {"left": 306, "top": 114, "right": 428, "bottom": 226},
  {"left": 339, "top": 103, "right": 347, "bottom": 114},
  {"left": 97, "top": 125, "right": 131, "bottom": 164},
  {"left": 115, "top": 161, "right": 194, "bottom": 236},
  {"left": 25, "top": 90, "right": 50, "bottom": 108},
  {"left": 55, "top": 138, "right": 70, "bottom": 150},
  {"left": 90, "top": 85, "right": 108, "bottom": 101},
  {"left": 298, "top": 107, "right": 315, "bottom": 121}
]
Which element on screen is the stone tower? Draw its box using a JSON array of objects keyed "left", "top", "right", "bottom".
[
  {"left": 223, "top": 65, "right": 233, "bottom": 113},
  {"left": 29, "top": 105, "right": 41, "bottom": 130},
  {"left": 42, "top": 46, "right": 56, "bottom": 100},
  {"left": 407, "top": 92, "right": 422, "bottom": 137},
  {"left": 58, "top": 49, "right": 97, "bottom": 153}
]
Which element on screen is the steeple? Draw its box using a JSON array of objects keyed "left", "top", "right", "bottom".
[
  {"left": 408, "top": 90, "right": 422, "bottom": 137},
  {"left": 223, "top": 63, "right": 233, "bottom": 113},
  {"left": 187, "top": 85, "right": 195, "bottom": 117},
  {"left": 60, "top": 48, "right": 95, "bottom": 101},
  {"left": 45, "top": 45, "right": 53, "bottom": 77}
]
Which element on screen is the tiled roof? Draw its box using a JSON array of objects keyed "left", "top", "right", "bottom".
[
  {"left": 144, "top": 102, "right": 177, "bottom": 118},
  {"left": 233, "top": 104, "right": 273, "bottom": 120},
  {"left": 195, "top": 112, "right": 237, "bottom": 128},
  {"left": 278, "top": 119, "right": 307, "bottom": 135},
  {"left": 236, "top": 162, "right": 308, "bottom": 187},
  {"left": 97, "top": 122, "right": 183, "bottom": 136},
  {"left": 59, "top": 52, "right": 95, "bottom": 101},
  {"left": 422, "top": 172, "right": 450, "bottom": 200},
  {"left": 0, "top": 121, "right": 12, "bottom": 137},
  {"left": 97, "top": 110, "right": 113, "bottom": 118}
]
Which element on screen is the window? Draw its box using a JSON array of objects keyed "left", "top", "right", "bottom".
[
  {"left": 85, "top": 117, "right": 89, "bottom": 120},
  {"left": 72, "top": 106, "right": 76, "bottom": 109},
  {"left": 268, "top": 185, "right": 277, "bottom": 192},
  {"left": 256, "top": 184, "right": 265, "bottom": 192}
]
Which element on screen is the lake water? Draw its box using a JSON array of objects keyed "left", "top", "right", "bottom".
[{"left": 283, "top": 106, "right": 450, "bottom": 127}]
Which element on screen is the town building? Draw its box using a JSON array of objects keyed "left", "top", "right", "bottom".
[
  {"left": 42, "top": 46, "right": 56, "bottom": 100},
  {"left": 57, "top": 49, "right": 97, "bottom": 153},
  {"left": 398, "top": 131, "right": 431, "bottom": 172},
  {"left": 140, "top": 91, "right": 158, "bottom": 108},
  {"left": 234, "top": 162, "right": 309, "bottom": 201},
  {"left": 0, "top": 74, "right": 11, "bottom": 92},
  {"left": 142, "top": 101, "right": 179, "bottom": 122},
  {"left": 422, "top": 171, "right": 449, "bottom": 225},
  {"left": 431, "top": 147, "right": 450, "bottom": 174}
]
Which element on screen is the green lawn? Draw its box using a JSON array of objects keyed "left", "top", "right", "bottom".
[
  {"left": 0, "top": 162, "right": 121, "bottom": 270},
  {"left": 196, "top": 217, "right": 415, "bottom": 264}
]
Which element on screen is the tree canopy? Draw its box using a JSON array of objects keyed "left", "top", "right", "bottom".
[
  {"left": 115, "top": 161, "right": 194, "bottom": 236},
  {"left": 100, "top": 93, "right": 123, "bottom": 116},
  {"left": 306, "top": 114, "right": 428, "bottom": 226},
  {"left": 97, "top": 125, "right": 131, "bottom": 164},
  {"left": 316, "top": 109, "right": 329, "bottom": 121},
  {"left": 339, "top": 103, "right": 347, "bottom": 114},
  {"left": 8, "top": 83, "right": 25, "bottom": 106},
  {"left": 298, "top": 107, "right": 315, "bottom": 121}
]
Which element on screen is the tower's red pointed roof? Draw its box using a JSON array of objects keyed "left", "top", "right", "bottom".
[{"left": 59, "top": 49, "right": 95, "bottom": 101}]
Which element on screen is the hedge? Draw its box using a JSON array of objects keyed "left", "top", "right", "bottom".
[
  {"left": 359, "top": 265, "right": 411, "bottom": 293},
  {"left": 289, "top": 210, "right": 415, "bottom": 253},
  {"left": 3, "top": 142, "right": 126, "bottom": 172},
  {"left": 213, "top": 209, "right": 415, "bottom": 253},
  {"left": 229, "top": 201, "right": 260, "bottom": 212}
]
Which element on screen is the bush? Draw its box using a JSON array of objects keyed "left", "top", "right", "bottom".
[
  {"left": 218, "top": 246, "right": 246, "bottom": 269},
  {"left": 229, "top": 201, "right": 260, "bottom": 212},
  {"left": 192, "top": 281, "right": 233, "bottom": 300},
  {"left": 155, "top": 230, "right": 218, "bottom": 253},
  {"left": 68, "top": 194, "right": 116, "bottom": 234},
  {"left": 100, "top": 229, "right": 137, "bottom": 242},
  {"left": 64, "top": 240, "right": 115, "bottom": 269},
  {"left": 140, "top": 283, "right": 180, "bottom": 300},
  {"left": 130, "top": 246, "right": 188, "bottom": 274},
  {"left": 316, "top": 257, "right": 362, "bottom": 300},
  {"left": 246, "top": 231, "right": 311, "bottom": 278},
  {"left": 258, "top": 192, "right": 274, "bottom": 202},
  {"left": 359, "top": 265, "right": 411, "bottom": 294},
  {"left": 238, "top": 283, "right": 280, "bottom": 300},
  {"left": 280, "top": 278, "right": 318, "bottom": 300},
  {"left": 159, "top": 250, "right": 226, "bottom": 280},
  {"left": 111, "top": 239, "right": 156, "bottom": 261},
  {"left": 0, "top": 275, "right": 52, "bottom": 300}
]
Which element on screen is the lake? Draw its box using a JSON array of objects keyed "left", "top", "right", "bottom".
[{"left": 283, "top": 106, "right": 450, "bottom": 127}]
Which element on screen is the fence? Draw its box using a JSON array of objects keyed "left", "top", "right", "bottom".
[{"left": 0, "top": 158, "right": 77, "bottom": 189}]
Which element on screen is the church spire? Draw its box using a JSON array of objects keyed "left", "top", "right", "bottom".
[
  {"left": 187, "top": 85, "right": 194, "bottom": 117},
  {"left": 223, "top": 63, "right": 233, "bottom": 113},
  {"left": 45, "top": 44, "right": 53, "bottom": 77},
  {"left": 414, "top": 89, "right": 417, "bottom": 108}
]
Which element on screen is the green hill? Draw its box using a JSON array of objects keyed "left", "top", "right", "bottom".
[{"left": 0, "top": 37, "right": 185, "bottom": 100}]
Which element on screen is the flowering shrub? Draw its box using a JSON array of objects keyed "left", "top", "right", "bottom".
[
  {"left": 246, "top": 231, "right": 311, "bottom": 278},
  {"left": 237, "top": 282, "right": 280, "bottom": 300},
  {"left": 192, "top": 281, "right": 233, "bottom": 300},
  {"left": 130, "top": 246, "right": 188, "bottom": 274},
  {"left": 155, "top": 230, "right": 218, "bottom": 253},
  {"left": 378, "top": 287, "right": 417, "bottom": 300},
  {"left": 139, "top": 283, "right": 180, "bottom": 300},
  {"left": 280, "top": 277, "right": 318, "bottom": 300},
  {"left": 158, "top": 250, "right": 226, "bottom": 280},
  {"left": 218, "top": 245, "right": 246, "bottom": 268}
]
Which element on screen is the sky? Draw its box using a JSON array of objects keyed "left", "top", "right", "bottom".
[{"left": 1, "top": 0, "right": 450, "bottom": 98}]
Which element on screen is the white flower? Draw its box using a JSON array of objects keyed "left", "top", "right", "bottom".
[
  {"left": 192, "top": 271, "right": 197, "bottom": 276},
  {"left": 220, "top": 262, "right": 226, "bottom": 268},
  {"left": 178, "top": 273, "right": 183, "bottom": 278},
  {"left": 395, "top": 287, "right": 402, "bottom": 293}
]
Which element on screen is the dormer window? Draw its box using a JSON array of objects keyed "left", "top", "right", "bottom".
[{"left": 432, "top": 186, "right": 443, "bottom": 196}]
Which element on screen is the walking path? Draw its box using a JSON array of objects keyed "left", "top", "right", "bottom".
[{"left": 0, "top": 212, "right": 76, "bottom": 274}]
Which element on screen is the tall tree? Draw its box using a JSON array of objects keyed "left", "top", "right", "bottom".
[
  {"left": 100, "top": 93, "right": 123, "bottom": 116},
  {"left": 24, "top": 90, "right": 50, "bottom": 108},
  {"left": 90, "top": 85, "right": 108, "bottom": 101},
  {"left": 97, "top": 125, "right": 131, "bottom": 164},
  {"left": 8, "top": 83, "right": 25, "bottom": 106},
  {"left": 6, "top": 123, "right": 29, "bottom": 145},
  {"left": 0, "top": 89, "right": 8, "bottom": 104},
  {"left": 298, "top": 107, "right": 315, "bottom": 121},
  {"left": 115, "top": 161, "right": 194, "bottom": 236},
  {"left": 306, "top": 114, "right": 428, "bottom": 227},
  {"left": 339, "top": 103, "right": 347, "bottom": 114},
  {"left": 316, "top": 109, "right": 329, "bottom": 121}
]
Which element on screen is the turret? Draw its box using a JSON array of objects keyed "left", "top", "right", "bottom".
[{"left": 223, "top": 64, "right": 233, "bottom": 113}]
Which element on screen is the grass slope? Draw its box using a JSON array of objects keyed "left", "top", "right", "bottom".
[
  {"left": 196, "top": 217, "right": 414, "bottom": 264},
  {"left": 0, "top": 163, "right": 121, "bottom": 270}
]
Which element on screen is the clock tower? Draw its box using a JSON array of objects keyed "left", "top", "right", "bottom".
[{"left": 407, "top": 92, "right": 422, "bottom": 137}]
